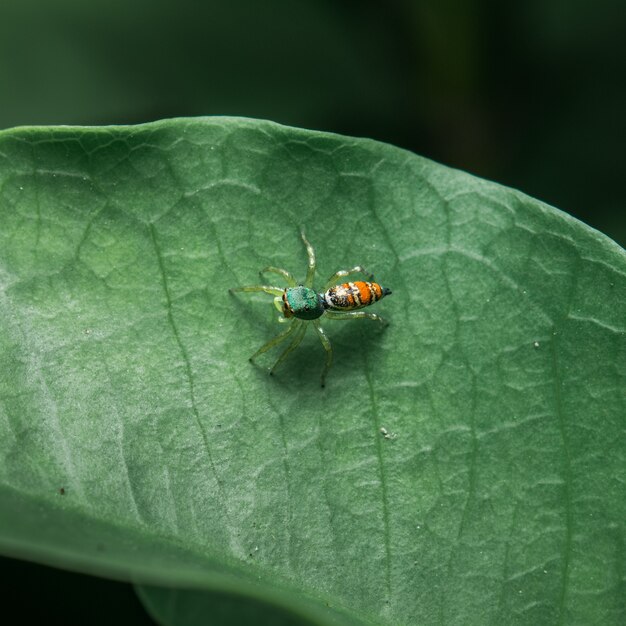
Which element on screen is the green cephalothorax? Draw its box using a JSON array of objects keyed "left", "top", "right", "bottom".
[{"left": 283, "top": 286, "right": 325, "bottom": 320}]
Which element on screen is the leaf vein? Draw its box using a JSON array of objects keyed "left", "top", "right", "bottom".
[{"left": 148, "top": 223, "right": 231, "bottom": 521}]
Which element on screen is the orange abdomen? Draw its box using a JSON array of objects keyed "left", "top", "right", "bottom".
[{"left": 323, "top": 281, "right": 390, "bottom": 310}]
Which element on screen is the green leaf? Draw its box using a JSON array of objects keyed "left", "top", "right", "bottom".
[{"left": 0, "top": 118, "right": 624, "bottom": 626}]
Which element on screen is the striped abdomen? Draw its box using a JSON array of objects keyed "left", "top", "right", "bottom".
[{"left": 323, "top": 281, "right": 391, "bottom": 311}]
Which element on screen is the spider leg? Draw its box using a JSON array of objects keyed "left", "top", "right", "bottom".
[
  {"left": 269, "top": 321, "right": 307, "bottom": 375},
  {"left": 312, "top": 320, "right": 333, "bottom": 387},
  {"left": 301, "top": 231, "right": 316, "bottom": 288},
  {"left": 249, "top": 320, "right": 301, "bottom": 362},
  {"left": 230, "top": 285, "right": 284, "bottom": 297},
  {"left": 324, "top": 310, "right": 388, "bottom": 326},
  {"left": 324, "top": 266, "right": 374, "bottom": 290},
  {"left": 260, "top": 266, "right": 297, "bottom": 287}
]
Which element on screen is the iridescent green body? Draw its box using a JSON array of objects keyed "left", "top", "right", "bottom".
[
  {"left": 229, "top": 232, "right": 391, "bottom": 387},
  {"left": 283, "top": 286, "right": 325, "bottom": 320}
]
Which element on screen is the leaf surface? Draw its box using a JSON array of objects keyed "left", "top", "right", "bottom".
[{"left": 0, "top": 118, "right": 624, "bottom": 625}]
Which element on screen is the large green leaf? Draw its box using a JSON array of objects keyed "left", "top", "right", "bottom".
[{"left": 0, "top": 118, "right": 624, "bottom": 625}]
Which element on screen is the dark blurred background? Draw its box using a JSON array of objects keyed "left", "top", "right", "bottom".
[
  {"left": 1, "top": 0, "right": 625, "bottom": 245},
  {"left": 1, "top": 0, "right": 624, "bottom": 622}
]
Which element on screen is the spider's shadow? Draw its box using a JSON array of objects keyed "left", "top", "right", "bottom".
[{"left": 249, "top": 316, "right": 390, "bottom": 392}]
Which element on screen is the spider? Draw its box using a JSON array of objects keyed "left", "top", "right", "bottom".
[{"left": 229, "top": 232, "right": 392, "bottom": 387}]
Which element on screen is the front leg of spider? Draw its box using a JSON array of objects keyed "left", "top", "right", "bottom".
[{"left": 229, "top": 231, "right": 392, "bottom": 386}]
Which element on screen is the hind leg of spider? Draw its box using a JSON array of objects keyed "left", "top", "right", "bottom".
[
  {"left": 249, "top": 320, "right": 301, "bottom": 364},
  {"left": 229, "top": 285, "right": 285, "bottom": 296},
  {"left": 312, "top": 320, "right": 333, "bottom": 387},
  {"left": 300, "top": 231, "right": 317, "bottom": 288},
  {"left": 324, "top": 310, "right": 389, "bottom": 326},
  {"left": 259, "top": 267, "right": 297, "bottom": 287},
  {"left": 324, "top": 266, "right": 374, "bottom": 290},
  {"left": 269, "top": 321, "right": 307, "bottom": 375}
]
